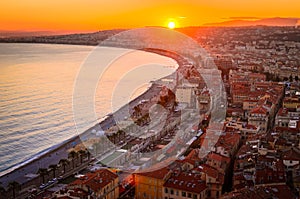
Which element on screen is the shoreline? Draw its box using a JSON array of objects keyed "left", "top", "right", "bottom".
[
  {"left": 0, "top": 83, "right": 161, "bottom": 187},
  {"left": 0, "top": 44, "right": 183, "bottom": 188}
]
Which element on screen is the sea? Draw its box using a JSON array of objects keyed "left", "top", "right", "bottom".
[{"left": 0, "top": 43, "right": 177, "bottom": 176}]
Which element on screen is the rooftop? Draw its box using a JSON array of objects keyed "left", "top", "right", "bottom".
[
  {"left": 281, "top": 147, "right": 300, "bottom": 161},
  {"left": 163, "top": 171, "right": 207, "bottom": 194},
  {"left": 69, "top": 169, "right": 118, "bottom": 192},
  {"left": 134, "top": 166, "right": 170, "bottom": 180}
]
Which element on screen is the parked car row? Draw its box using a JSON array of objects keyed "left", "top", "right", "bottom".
[{"left": 39, "top": 176, "right": 62, "bottom": 189}]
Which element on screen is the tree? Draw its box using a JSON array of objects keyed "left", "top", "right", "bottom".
[
  {"left": 68, "top": 150, "right": 78, "bottom": 169},
  {"left": 37, "top": 168, "right": 48, "bottom": 184},
  {"left": 86, "top": 150, "right": 91, "bottom": 161},
  {"left": 8, "top": 181, "right": 20, "bottom": 198},
  {"left": 59, "top": 159, "right": 69, "bottom": 174},
  {"left": 49, "top": 164, "right": 58, "bottom": 178},
  {"left": 116, "top": 130, "right": 125, "bottom": 142},
  {"left": 133, "top": 105, "right": 142, "bottom": 118},
  {"left": 108, "top": 133, "right": 117, "bottom": 144},
  {"left": 78, "top": 149, "right": 86, "bottom": 164}
]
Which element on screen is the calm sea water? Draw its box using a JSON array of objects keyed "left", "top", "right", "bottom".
[{"left": 0, "top": 43, "right": 177, "bottom": 175}]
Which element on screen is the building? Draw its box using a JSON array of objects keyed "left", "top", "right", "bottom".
[
  {"left": 68, "top": 169, "right": 119, "bottom": 199},
  {"left": 176, "top": 86, "right": 194, "bottom": 106},
  {"left": 275, "top": 107, "right": 300, "bottom": 128},
  {"left": 163, "top": 171, "right": 207, "bottom": 199},
  {"left": 282, "top": 148, "right": 300, "bottom": 176},
  {"left": 195, "top": 164, "right": 225, "bottom": 198},
  {"left": 283, "top": 97, "right": 300, "bottom": 109},
  {"left": 134, "top": 167, "right": 171, "bottom": 199},
  {"left": 213, "top": 132, "right": 241, "bottom": 158},
  {"left": 248, "top": 106, "right": 269, "bottom": 133},
  {"left": 206, "top": 152, "right": 231, "bottom": 174},
  {"left": 221, "top": 184, "right": 295, "bottom": 199},
  {"left": 197, "top": 89, "right": 211, "bottom": 111}
]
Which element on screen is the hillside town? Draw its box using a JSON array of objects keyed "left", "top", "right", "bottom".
[{"left": 0, "top": 26, "right": 300, "bottom": 199}]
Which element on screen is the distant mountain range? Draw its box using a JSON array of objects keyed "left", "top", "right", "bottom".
[
  {"left": 0, "top": 30, "right": 61, "bottom": 38},
  {"left": 203, "top": 17, "right": 300, "bottom": 27},
  {"left": 0, "top": 30, "right": 95, "bottom": 38},
  {"left": 1, "top": 17, "right": 299, "bottom": 38}
]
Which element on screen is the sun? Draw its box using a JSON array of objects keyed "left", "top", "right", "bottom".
[{"left": 168, "top": 21, "right": 176, "bottom": 29}]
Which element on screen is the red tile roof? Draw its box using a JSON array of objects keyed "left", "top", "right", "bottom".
[
  {"left": 197, "top": 163, "right": 225, "bottom": 183},
  {"left": 282, "top": 147, "right": 300, "bottom": 161},
  {"left": 216, "top": 133, "right": 241, "bottom": 149},
  {"left": 163, "top": 172, "right": 207, "bottom": 194},
  {"left": 222, "top": 184, "right": 295, "bottom": 199},
  {"left": 208, "top": 152, "right": 230, "bottom": 163},
  {"left": 70, "top": 169, "right": 118, "bottom": 192},
  {"left": 250, "top": 106, "right": 268, "bottom": 115},
  {"left": 135, "top": 166, "right": 170, "bottom": 180}
]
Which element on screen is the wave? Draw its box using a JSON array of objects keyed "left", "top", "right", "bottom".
[
  {"left": 0, "top": 133, "right": 75, "bottom": 177},
  {"left": 0, "top": 117, "right": 100, "bottom": 177}
]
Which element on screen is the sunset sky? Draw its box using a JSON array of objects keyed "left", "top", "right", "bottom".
[{"left": 0, "top": 0, "right": 299, "bottom": 32}]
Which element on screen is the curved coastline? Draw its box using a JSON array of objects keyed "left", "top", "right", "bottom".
[{"left": 0, "top": 45, "right": 184, "bottom": 188}]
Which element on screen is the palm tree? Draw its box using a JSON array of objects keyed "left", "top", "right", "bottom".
[
  {"left": 68, "top": 150, "right": 78, "bottom": 169},
  {"left": 7, "top": 181, "right": 20, "bottom": 198},
  {"left": 49, "top": 164, "right": 58, "bottom": 178},
  {"left": 116, "top": 130, "right": 125, "bottom": 143},
  {"left": 78, "top": 149, "right": 86, "bottom": 164},
  {"left": 86, "top": 150, "right": 91, "bottom": 161},
  {"left": 111, "top": 133, "right": 117, "bottom": 144},
  {"left": 59, "top": 159, "right": 69, "bottom": 174},
  {"left": 37, "top": 168, "right": 48, "bottom": 184}
]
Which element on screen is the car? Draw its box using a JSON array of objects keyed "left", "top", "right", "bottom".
[
  {"left": 28, "top": 188, "right": 37, "bottom": 194},
  {"left": 39, "top": 184, "right": 46, "bottom": 189}
]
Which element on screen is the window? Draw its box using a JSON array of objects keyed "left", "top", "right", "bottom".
[
  {"left": 193, "top": 194, "right": 198, "bottom": 199},
  {"left": 176, "top": 191, "right": 179, "bottom": 196},
  {"left": 182, "top": 191, "right": 186, "bottom": 197},
  {"left": 207, "top": 190, "right": 211, "bottom": 197},
  {"left": 188, "top": 193, "right": 192, "bottom": 198},
  {"left": 165, "top": 188, "right": 168, "bottom": 193},
  {"left": 170, "top": 189, "right": 174, "bottom": 195}
]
